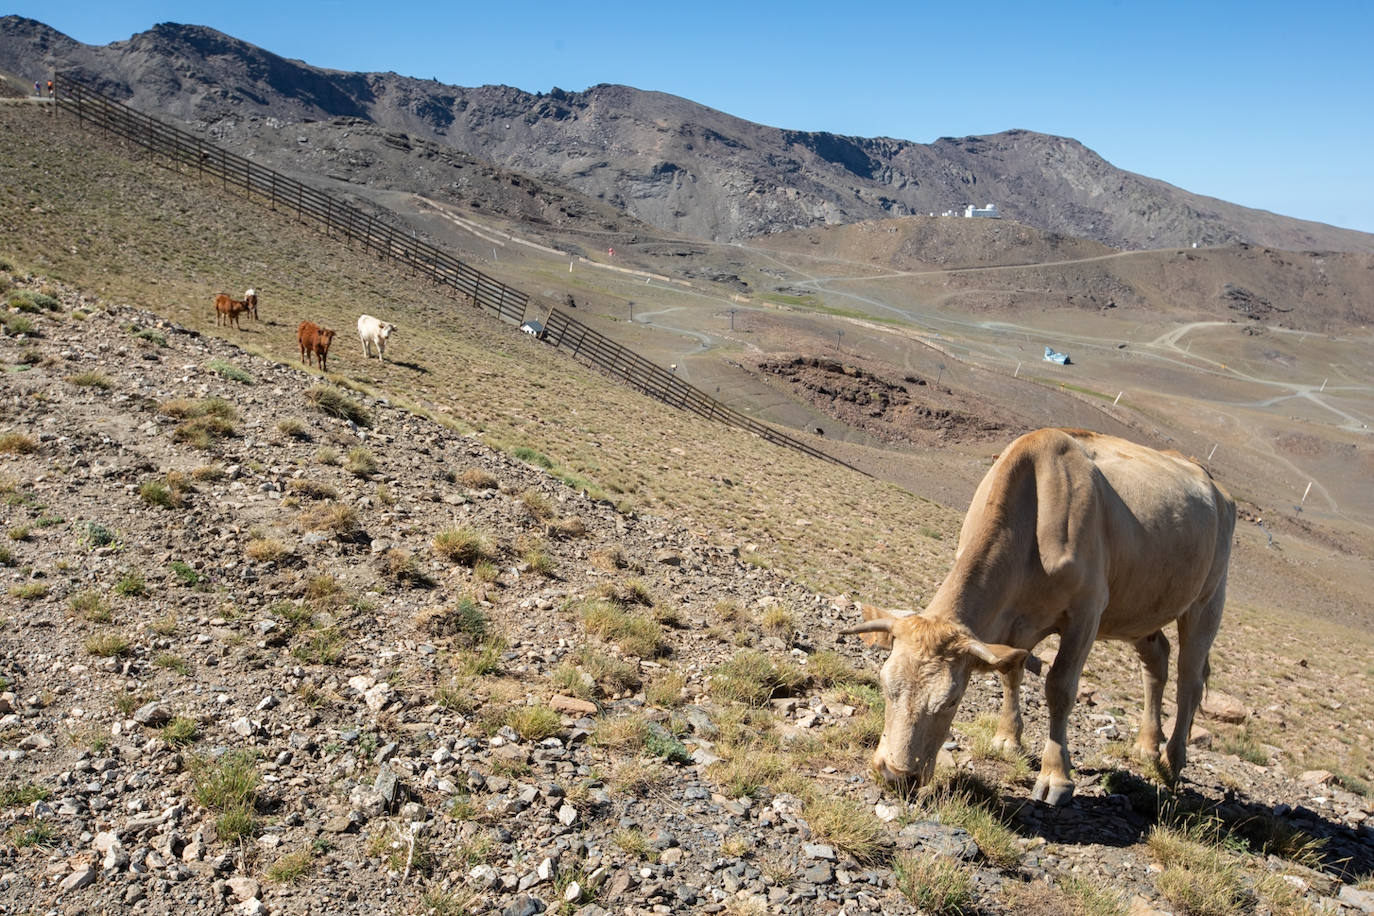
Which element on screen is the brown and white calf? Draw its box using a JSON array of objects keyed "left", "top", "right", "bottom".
[
  {"left": 243, "top": 288, "right": 259, "bottom": 321},
  {"left": 298, "top": 321, "right": 336, "bottom": 373}
]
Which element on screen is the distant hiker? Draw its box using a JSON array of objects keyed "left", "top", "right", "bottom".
[
  {"left": 46, "top": 80, "right": 53, "bottom": 98},
  {"left": 34, "top": 81, "right": 40, "bottom": 97}
]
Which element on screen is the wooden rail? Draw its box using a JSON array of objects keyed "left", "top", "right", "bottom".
[
  {"left": 542, "top": 310, "right": 852, "bottom": 468},
  {"left": 52, "top": 73, "right": 859, "bottom": 474},
  {"left": 53, "top": 73, "right": 528, "bottom": 323}
]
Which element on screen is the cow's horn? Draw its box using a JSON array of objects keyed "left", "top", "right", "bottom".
[{"left": 839, "top": 620, "right": 894, "bottom": 637}]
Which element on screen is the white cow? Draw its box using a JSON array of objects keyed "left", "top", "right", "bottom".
[{"left": 358, "top": 314, "right": 396, "bottom": 362}]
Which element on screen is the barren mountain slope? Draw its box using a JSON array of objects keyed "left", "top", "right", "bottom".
[
  {"left": 2, "top": 281, "right": 1374, "bottom": 916},
  {"left": 4, "top": 16, "right": 1374, "bottom": 253},
  {"left": 3, "top": 90, "right": 1374, "bottom": 915}
]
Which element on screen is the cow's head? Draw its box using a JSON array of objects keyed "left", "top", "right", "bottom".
[
  {"left": 842, "top": 604, "right": 1026, "bottom": 787},
  {"left": 379, "top": 322, "right": 395, "bottom": 341},
  {"left": 319, "top": 328, "right": 337, "bottom": 347}
]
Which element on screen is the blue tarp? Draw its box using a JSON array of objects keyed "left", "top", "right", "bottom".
[{"left": 1044, "top": 346, "right": 1071, "bottom": 365}]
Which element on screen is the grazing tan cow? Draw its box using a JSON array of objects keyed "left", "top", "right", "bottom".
[
  {"left": 298, "top": 321, "right": 336, "bottom": 373},
  {"left": 843, "top": 428, "right": 1234, "bottom": 805},
  {"left": 213, "top": 293, "right": 249, "bottom": 329}
]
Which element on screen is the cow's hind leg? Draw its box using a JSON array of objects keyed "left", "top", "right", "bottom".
[
  {"left": 1166, "top": 584, "right": 1225, "bottom": 780},
  {"left": 991, "top": 664, "right": 1024, "bottom": 756},
  {"left": 1133, "top": 630, "right": 1170, "bottom": 764}
]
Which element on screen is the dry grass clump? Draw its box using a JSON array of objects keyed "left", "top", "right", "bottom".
[
  {"left": 520, "top": 489, "right": 556, "bottom": 521},
  {"left": 65, "top": 370, "right": 113, "bottom": 389},
  {"left": 522, "top": 545, "right": 557, "bottom": 578},
  {"left": 191, "top": 464, "right": 225, "bottom": 482},
  {"left": 757, "top": 603, "right": 796, "bottom": 641},
  {"left": 245, "top": 537, "right": 289, "bottom": 563},
  {"left": 298, "top": 502, "right": 360, "bottom": 539},
  {"left": 554, "top": 646, "right": 641, "bottom": 699},
  {"left": 710, "top": 650, "right": 806, "bottom": 706},
  {"left": 85, "top": 632, "right": 132, "bottom": 658},
  {"left": 593, "top": 714, "right": 652, "bottom": 753},
  {"left": 506, "top": 705, "right": 562, "bottom": 741},
  {"left": 160, "top": 396, "right": 236, "bottom": 421},
  {"left": 1147, "top": 819, "right": 1251, "bottom": 916},
  {"left": 578, "top": 597, "right": 667, "bottom": 658},
  {"left": 206, "top": 359, "right": 253, "bottom": 385},
  {"left": 893, "top": 851, "right": 976, "bottom": 915},
  {"left": 804, "top": 649, "right": 877, "bottom": 690},
  {"left": 550, "top": 515, "right": 587, "bottom": 539},
  {"left": 432, "top": 526, "right": 496, "bottom": 566},
  {"left": 304, "top": 385, "right": 371, "bottom": 427},
  {"left": 9, "top": 582, "right": 48, "bottom": 600},
  {"left": 416, "top": 598, "right": 488, "bottom": 644},
  {"left": 380, "top": 548, "right": 435, "bottom": 588},
  {"left": 264, "top": 847, "right": 315, "bottom": 884},
  {"left": 191, "top": 750, "right": 259, "bottom": 843},
  {"left": 917, "top": 774, "right": 1022, "bottom": 869},
  {"left": 139, "top": 472, "right": 193, "bottom": 509},
  {"left": 291, "top": 626, "right": 347, "bottom": 666},
  {"left": 801, "top": 793, "right": 889, "bottom": 865},
  {"left": 608, "top": 758, "right": 671, "bottom": 798},
  {"left": 645, "top": 670, "right": 688, "bottom": 708},
  {"left": 287, "top": 478, "right": 338, "bottom": 501},
  {"left": 0, "top": 432, "right": 38, "bottom": 455},
  {"left": 589, "top": 546, "right": 627, "bottom": 571},
  {"left": 345, "top": 447, "right": 377, "bottom": 477},
  {"left": 457, "top": 467, "right": 498, "bottom": 490},
  {"left": 164, "top": 398, "right": 238, "bottom": 449},
  {"left": 275, "top": 418, "right": 311, "bottom": 440},
  {"left": 70, "top": 590, "right": 110, "bottom": 623}
]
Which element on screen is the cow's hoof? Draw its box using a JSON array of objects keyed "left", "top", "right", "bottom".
[
  {"left": 1031, "top": 776, "right": 1075, "bottom": 806},
  {"left": 990, "top": 735, "right": 1022, "bottom": 757}
]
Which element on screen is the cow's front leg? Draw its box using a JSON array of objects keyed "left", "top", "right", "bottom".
[
  {"left": 991, "top": 664, "right": 1024, "bottom": 756},
  {"left": 1032, "top": 615, "right": 1098, "bottom": 805}
]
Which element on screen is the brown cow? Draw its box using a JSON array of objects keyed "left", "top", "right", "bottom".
[
  {"left": 298, "top": 321, "right": 337, "bottom": 373},
  {"left": 213, "top": 293, "right": 249, "bottom": 329},
  {"left": 843, "top": 428, "right": 1234, "bottom": 805}
]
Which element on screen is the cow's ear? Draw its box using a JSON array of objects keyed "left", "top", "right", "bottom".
[
  {"left": 856, "top": 602, "right": 899, "bottom": 649},
  {"left": 965, "top": 640, "right": 1028, "bottom": 673}
]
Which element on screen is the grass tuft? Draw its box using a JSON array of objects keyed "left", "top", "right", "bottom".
[
  {"left": 206, "top": 358, "right": 254, "bottom": 384},
  {"left": 305, "top": 385, "right": 372, "bottom": 426},
  {"left": 893, "top": 851, "right": 975, "bottom": 915},
  {"left": 506, "top": 705, "right": 563, "bottom": 741},
  {"left": 433, "top": 527, "right": 496, "bottom": 566},
  {"left": 191, "top": 750, "right": 259, "bottom": 843},
  {"left": 0, "top": 432, "right": 38, "bottom": 455},
  {"left": 710, "top": 650, "right": 806, "bottom": 706}
]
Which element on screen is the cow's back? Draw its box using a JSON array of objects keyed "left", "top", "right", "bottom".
[
  {"left": 955, "top": 429, "right": 1233, "bottom": 639},
  {"left": 1080, "top": 432, "right": 1234, "bottom": 636}
]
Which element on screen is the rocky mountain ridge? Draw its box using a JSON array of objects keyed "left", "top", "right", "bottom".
[{"left": 3, "top": 16, "right": 1373, "bottom": 253}]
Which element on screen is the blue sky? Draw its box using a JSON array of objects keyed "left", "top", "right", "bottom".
[{"left": 12, "top": 0, "right": 1374, "bottom": 234}]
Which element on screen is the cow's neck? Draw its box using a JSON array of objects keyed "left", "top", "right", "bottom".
[{"left": 925, "top": 529, "right": 1026, "bottom": 643}]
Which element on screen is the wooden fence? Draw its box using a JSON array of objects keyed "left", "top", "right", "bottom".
[
  {"left": 541, "top": 310, "right": 852, "bottom": 468},
  {"left": 53, "top": 73, "right": 528, "bottom": 324},
  {"left": 52, "top": 73, "right": 858, "bottom": 473}
]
